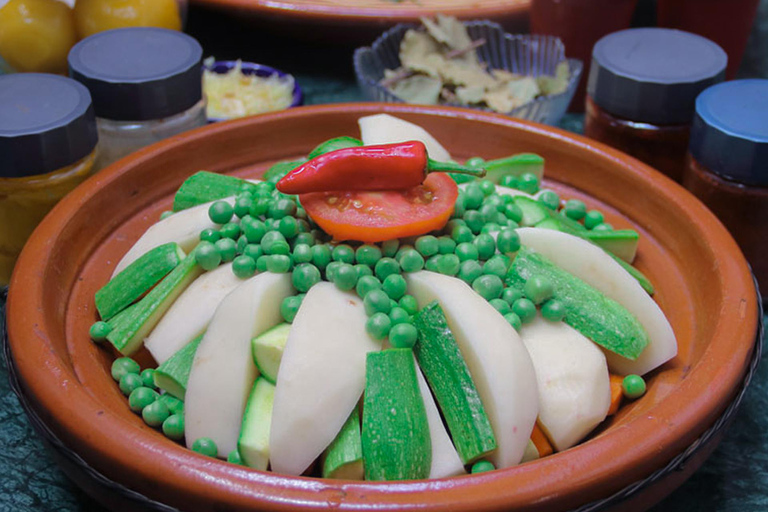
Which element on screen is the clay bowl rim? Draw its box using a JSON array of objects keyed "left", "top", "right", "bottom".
[
  {"left": 7, "top": 103, "right": 758, "bottom": 511},
  {"left": 187, "top": 0, "right": 530, "bottom": 24}
]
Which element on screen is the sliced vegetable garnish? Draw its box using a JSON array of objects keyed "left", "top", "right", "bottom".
[{"left": 300, "top": 173, "right": 459, "bottom": 243}]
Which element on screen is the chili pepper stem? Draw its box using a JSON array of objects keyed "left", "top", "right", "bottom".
[{"left": 426, "top": 158, "right": 487, "bottom": 178}]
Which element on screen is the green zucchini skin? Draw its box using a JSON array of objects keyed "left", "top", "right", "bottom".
[
  {"left": 153, "top": 333, "right": 204, "bottom": 400},
  {"left": 322, "top": 405, "right": 364, "bottom": 480},
  {"left": 362, "top": 349, "right": 431, "bottom": 481},
  {"left": 95, "top": 242, "right": 183, "bottom": 321},
  {"left": 172, "top": 171, "right": 245, "bottom": 212},
  {"left": 413, "top": 301, "right": 497, "bottom": 465},
  {"left": 507, "top": 247, "right": 649, "bottom": 360}
]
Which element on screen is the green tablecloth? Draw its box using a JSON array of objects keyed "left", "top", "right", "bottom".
[{"left": 2, "top": 2, "right": 768, "bottom": 510}]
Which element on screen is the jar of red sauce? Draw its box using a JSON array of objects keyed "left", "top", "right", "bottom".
[
  {"left": 683, "top": 79, "right": 768, "bottom": 300},
  {"left": 585, "top": 28, "right": 727, "bottom": 183}
]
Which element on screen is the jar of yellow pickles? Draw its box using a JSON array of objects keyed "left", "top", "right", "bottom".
[{"left": 0, "top": 73, "right": 98, "bottom": 286}]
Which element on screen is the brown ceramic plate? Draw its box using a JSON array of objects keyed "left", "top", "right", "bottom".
[
  {"left": 188, "top": 0, "right": 530, "bottom": 39},
  {"left": 6, "top": 104, "right": 759, "bottom": 511}
]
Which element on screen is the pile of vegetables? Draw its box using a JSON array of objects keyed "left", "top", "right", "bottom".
[{"left": 89, "top": 114, "right": 676, "bottom": 480}]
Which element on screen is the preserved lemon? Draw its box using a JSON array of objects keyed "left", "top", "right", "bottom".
[
  {"left": 0, "top": 0, "right": 77, "bottom": 74},
  {"left": 74, "top": 0, "right": 182, "bottom": 39}
]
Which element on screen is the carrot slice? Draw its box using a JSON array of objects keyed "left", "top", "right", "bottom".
[
  {"left": 531, "top": 422, "right": 553, "bottom": 458},
  {"left": 607, "top": 374, "right": 624, "bottom": 416}
]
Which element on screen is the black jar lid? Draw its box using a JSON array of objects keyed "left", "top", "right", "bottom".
[
  {"left": 68, "top": 27, "right": 203, "bottom": 122},
  {"left": 587, "top": 28, "right": 727, "bottom": 125},
  {"left": 689, "top": 79, "right": 768, "bottom": 187},
  {"left": 0, "top": 73, "right": 98, "bottom": 179}
]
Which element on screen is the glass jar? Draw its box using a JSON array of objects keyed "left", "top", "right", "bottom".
[
  {"left": 683, "top": 79, "right": 768, "bottom": 300},
  {"left": 584, "top": 28, "right": 727, "bottom": 183},
  {"left": 68, "top": 27, "right": 205, "bottom": 171},
  {"left": 0, "top": 73, "right": 98, "bottom": 286}
]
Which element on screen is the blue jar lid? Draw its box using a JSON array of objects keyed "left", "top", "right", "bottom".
[
  {"left": 587, "top": 28, "right": 727, "bottom": 125},
  {"left": 0, "top": 73, "right": 98, "bottom": 178},
  {"left": 68, "top": 27, "right": 203, "bottom": 122},
  {"left": 689, "top": 79, "right": 768, "bottom": 186}
]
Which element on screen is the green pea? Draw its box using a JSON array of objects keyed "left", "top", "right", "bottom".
[
  {"left": 622, "top": 375, "right": 646, "bottom": 399},
  {"left": 389, "top": 323, "right": 418, "bottom": 349},
  {"left": 499, "top": 175, "right": 519, "bottom": 189},
  {"left": 356, "top": 275, "right": 382, "bottom": 298},
  {"left": 128, "top": 386, "right": 159, "bottom": 413},
  {"left": 293, "top": 232, "right": 314, "bottom": 247},
  {"left": 241, "top": 218, "right": 266, "bottom": 243},
  {"left": 160, "top": 394, "right": 184, "bottom": 415},
  {"left": 364, "top": 289, "right": 391, "bottom": 316},
  {"left": 466, "top": 156, "right": 485, "bottom": 168},
  {"left": 111, "top": 357, "right": 140, "bottom": 382},
  {"left": 458, "top": 260, "right": 483, "bottom": 285},
  {"left": 215, "top": 238, "right": 237, "bottom": 262},
  {"left": 451, "top": 224, "right": 473, "bottom": 244},
  {"left": 256, "top": 255, "right": 269, "bottom": 272},
  {"left": 236, "top": 235, "right": 248, "bottom": 255},
  {"left": 195, "top": 241, "right": 221, "bottom": 270},
  {"left": 497, "top": 228, "right": 521, "bottom": 254},
  {"left": 424, "top": 255, "right": 440, "bottom": 272},
  {"left": 292, "top": 243, "right": 313, "bottom": 264},
  {"left": 142, "top": 399, "right": 170, "bottom": 427},
  {"left": 464, "top": 184, "right": 485, "bottom": 210},
  {"left": 437, "top": 236, "right": 457, "bottom": 255},
  {"left": 463, "top": 210, "right": 484, "bottom": 234},
  {"left": 209, "top": 200, "right": 234, "bottom": 224},
  {"left": 355, "top": 264, "right": 373, "bottom": 279},
  {"left": 399, "top": 249, "right": 425, "bottom": 273},
  {"left": 472, "top": 274, "right": 503, "bottom": 300},
  {"left": 524, "top": 275, "right": 555, "bottom": 304},
  {"left": 162, "top": 414, "right": 185, "bottom": 441},
  {"left": 267, "top": 239, "right": 290, "bottom": 256},
  {"left": 483, "top": 256, "right": 508, "bottom": 279},
  {"left": 415, "top": 235, "right": 439, "bottom": 257},
  {"left": 269, "top": 198, "right": 297, "bottom": 219},
  {"left": 504, "top": 312, "right": 522, "bottom": 331},
  {"left": 446, "top": 219, "right": 467, "bottom": 233},
  {"left": 311, "top": 244, "right": 332, "bottom": 269},
  {"left": 512, "top": 298, "right": 537, "bottom": 323},
  {"left": 473, "top": 233, "right": 496, "bottom": 260},
  {"left": 504, "top": 202, "right": 523, "bottom": 223},
  {"left": 227, "top": 449, "right": 243, "bottom": 465},
  {"left": 478, "top": 180, "right": 496, "bottom": 196},
  {"left": 483, "top": 194, "right": 504, "bottom": 211},
  {"left": 478, "top": 203, "right": 498, "bottom": 225},
  {"left": 281, "top": 295, "right": 304, "bottom": 323},
  {"left": 366, "top": 312, "right": 392, "bottom": 341},
  {"left": 398, "top": 295, "right": 419, "bottom": 316},
  {"left": 436, "top": 254, "right": 460, "bottom": 276},
  {"left": 538, "top": 190, "right": 560, "bottom": 211},
  {"left": 374, "top": 257, "right": 400, "bottom": 281},
  {"left": 332, "top": 264, "right": 357, "bottom": 291},
  {"left": 140, "top": 368, "right": 157, "bottom": 390},
  {"left": 584, "top": 210, "right": 605, "bottom": 229},
  {"left": 564, "top": 199, "right": 587, "bottom": 220},
  {"left": 592, "top": 222, "right": 614, "bottom": 232},
  {"left": 471, "top": 460, "right": 495, "bottom": 474},
  {"left": 266, "top": 254, "right": 292, "bottom": 273},
  {"left": 489, "top": 298, "right": 511, "bottom": 315},
  {"left": 455, "top": 242, "right": 479, "bottom": 262},
  {"left": 382, "top": 274, "right": 407, "bottom": 300},
  {"left": 389, "top": 307, "right": 411, "bottom": 326},
  {"left": 292, "top": 263, "right": 321, "bottom": 292},
  {"left": 119, "top": 373, "right": 143, "bottom": 396},
  {"left": 480, "top": 222, "right": 501, "bottom": 234},
  {"left": 191, "top": 438, "right": 218, "bottom": 458},
  {"left": 452, "top": 193, "right": 466, "bottom": 218},
  {"left": 356, "top": 244, "right": 382, "bottom": 266},
  {"left": 518, "top": 173, "right": 540, "bottom": 194},
  {"left": 200, "top": 228, "right": 221, "bottom": 243},
  {"left": 232, "top": 255, "right": 257, "bottom": 278},
  {"left": 502, "top": 287, "right": 524, "bottom": 305},
  {"left": 89, "top": 321, "right": 111, "bottom": 342},
  {"left": 332, "top": 244, "right": 356, "bottom": 264},
  {"left": 381, "top": 239, "right": 400, "bottom": 258},
  {"left": 234, "top": 196, "right": 253, "bottom": 218},
  {"left": 277, "top": 216, "right": 299, "bottom": 239},
  {"left": 541, "top": 298, "right": 566, "bottom": 321}
]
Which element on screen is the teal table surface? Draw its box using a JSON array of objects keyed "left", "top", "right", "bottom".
[{"left": 3, "top": 2, "right": 768, "bottom": 510}]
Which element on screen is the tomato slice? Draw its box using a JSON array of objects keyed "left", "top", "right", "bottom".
[{"left": 299, "top": 173, "right": 458, "bottom": 243}]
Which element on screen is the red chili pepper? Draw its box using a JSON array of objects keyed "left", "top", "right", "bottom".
[{"left": 276, "top": 141, "right": 485, "bottom": 194}]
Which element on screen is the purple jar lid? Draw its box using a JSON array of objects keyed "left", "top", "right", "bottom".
[
  {"left": 690, "top": 79, "right": 768, "bottom": 187},
  {"left": 587, "top": 28, "right": 727, "bottom": 125},
  {"left": 0, "top": 73, "right": 97, "bottom": 178}
]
